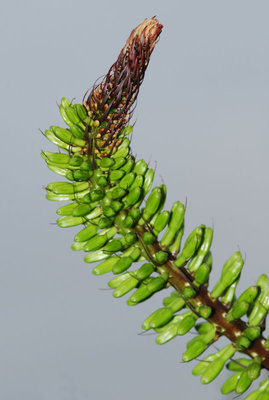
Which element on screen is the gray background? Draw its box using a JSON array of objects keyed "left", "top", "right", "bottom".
[{"left": 1, "top": 1, "right": 269, "bottom": 399}]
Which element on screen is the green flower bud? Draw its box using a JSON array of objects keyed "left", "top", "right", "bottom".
[
  {"left": 182, "top": 339, "right": 208, "bottom": 362},
  {"left": 227, "top": 358, "right": 252, "bottom": 371},
  {"left": 84, "top": 249, "right": 110, "bottom": 263},
  {"left": 65, "top": 171, "right": 74, "bottom": 180},
  {"left": 136, "top": 263, "right": 155, "bottom": 280},
  {"left": 123, "top": 215, "right": 135, "bottom": 228},
  {"left": 72, "top": 204, "right": 93, "bottom": 217},
  {"left": 247, "top": 360, "right": 261, "bottom": 380},
  {"left": 63, "top": 104, "right": 81, "bottom": 125},
  {"left": 143, "top": 187, "right": 163, "bottom": 221},
  {"left": 57, "top": 202, "right": 77, "bottom": 216},
  {"left": 183, "top": 286, "right": 196, "bottom": 299},
  {"left": 109, "top": 169, "right": 126, "bottom": 182},
  {"left": 102, "top": 206, "right": 116, "bottom": 217},
  {"left": 199, "top": 305, "right": 212, "bottom": 318},
  {"left": 155, "top": 251, "right": 168, "bottom": 264},
  {"left": 113, "top": 256, "right": 133, "bottom": 274},
  {"left": 123, "top": 186, "right": 142, "bottom": 207},
  {"left": 47, "top": 164, "right": 69, "bottom": 177},
  {"left": 142, "top": 307, "right": 173, "bottom": 330},
  {"left": 71, "top": 241, "right": 87, "bottom": 251},
  {"left": 92, "top": 256, "right": 118, "bottom": 275},
  {"left": 244, "top": 326, "right": 261, "bottom": 341},
  {"left": 103, "top": 238, "right": 123, "bottom": 252},
  {"left": 200, "top": 345, "right": 236, "bottom": 384},
  {"left": 238, "top": 285, "right": 259, "bottom": 304},
  {"left": 112, "top": 140, "right": 130, "bottom": 159},
  {"left": 119, "top": 172, "right": 136, "bottom": 189},
  {"left": 75, "top": 103, "right": 87, "bottom": 121},
  {"left": 211, "top": 252, "right": 244, "bottom": 299},
  {"left": 147, "top": 276, "right": 167, "bottom": 293},
  {"left": 168, "top": 227, "right": 185, "bottom": 256},
  {"left": 192, "top": 354, "right": 219, "bottom": 376},
  {"left": 75, "top": 224, "right": 99, "bottom": 242},
  {"left": 248, "top": 303, "right": 268, "bottom": 327},
  {"left": 188, "top": 227, "right": 213, "bottom": 273},
  {"left": 112, "top": 247, "right": 140, "bottom": 274},
  {"left": 227, "top": 300, "right": 250, "bottom": 321},
  {"left": 111, "top": 201, "right": 123, "bottom": 213},
  {"left": 96, "top": 176, "right": 108, "bottom": 187},
  {"left": 221, "top": 372, "right": 241, "bottom": 394},
  {"left": 129, "top": 175, "right": 144, "bottom": 189},
  {"left": 57, "top": 215, "right": 85, "bottom": 228},
  {"left": 73, "top": 170, "right": 91, "bottom": 181},
  {"left": 142, "top": 168, "right": 155, "bottom": 195},
  {"left": 161, "top": 201, "right": 185, "bottom": 247},
  {"left": 248, "top": 274, "right": 269, "bottom": 326},
  {"left": 108, "top": 187, "right": 127, "bottom": 200},
  {"left": 258, "top": 393, "right": 269, "bottom": 400},
  {"left": 98, "top": 216, "right": 113, "bottom": 229},
  {"left": 236, "top": 335, "right": 251, "bottom": 349},
  {"left": 68, "top": 154, "right": 84, "bottom": 166},
  {"left": 155, "top": 315, "right": 183, "bottom": 344},
  {"left": 124, "top": 233, "right": 137, "bottom": 245},
  {"left": 52, "top": 126, "right": 86, "bottom": 147},
  {"left": 174, "top": 225, "right": 204, "bottom": 267},
  {"left": 133, "top": 159, "right": 148, "bottom": 175},
  {"left": 80, "top": 159, "right": 93, "bottom": 170},
  {"left": 108, "top": 273, "right": 130, "bottom": 288},
  {"left": 236, "top": 370, "right": 252, "bottom": 394},
  {"left": 163, "top": 297, "right": 185, "bottom": 313},
  {"left": 193, "top": 262, "right": 211, "bottom": 287},
  {"left": 184, "top": 325, "right": 215, "bottom": 359},
  {"left": 113, "top": 275, "right": 138, "bottom": 298},
  {"left": 47, "top": 181, "right": 88, "bottom": 195},
  {"left": 121, "top": 157, "right": 135, "bottom": 173},
  {"left": 152, "top": 210, "right": 170, "bottom": 235},
  {"left": 100, "top": 157, "right": 115, "bottom": 169},
  {"left": 142, "top": 231, "right": 156, "bottom": 245},
  {"left": 127, "top": 284, "right": 151, "bottom": 306},
  {"left": 41, "top": 151, "right": 70, "bottom": 165},
  {"left": 176, "top": 312, "right": 197, "bottom": 335},
  {"left": 69, "top": 123, "right": 85, "bottom": 139},
  {"left": 46, "top": 189, "right": 90, "bottom": 202},
  {"left": 198, "top": 344, "right": 236, "bottom": 384},
  {"left": 90, "top": 189, "right": 105, "bottom": 202},
  {"left": 259, "top": 378, "right": 269, "bottom": 391},
  {"left": 84, "top": 234, "right": 108, "bottom": 252},
  {"left": 195, "top": 322, "right": 214, "bottom": 335},
  {"left": 45, "top": 128, "right": 81, "bottom": 152},
  {"left": 221, "top": 278, "right": 239, "bottom": 307},
  {"left": 111, "top": 156, "right": 126, "bottom": 170},
  {"left": 120, "top": 126, "right": 133, "bottom": 137}
]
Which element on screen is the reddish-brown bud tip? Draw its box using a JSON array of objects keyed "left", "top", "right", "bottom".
[
  {"left": 85, "top": 17, "right": 162, "bottom": 156},
  {"left": 123, "top": 16, "right": 163, "bottom": 57}
]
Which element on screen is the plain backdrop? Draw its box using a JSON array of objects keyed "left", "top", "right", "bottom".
[{"left": 1, "top": 1, "right": 269, "bottom": 399}]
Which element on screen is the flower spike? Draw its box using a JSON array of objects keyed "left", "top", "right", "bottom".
[{"left": 42, "top": 17, "right": 269, "bottom": 400}]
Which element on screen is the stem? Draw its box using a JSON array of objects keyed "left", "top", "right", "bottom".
[{"left": 134, "top": 224, "right": 269, "bottom": 370}]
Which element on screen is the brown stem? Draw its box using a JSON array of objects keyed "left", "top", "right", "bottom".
[{"left": 134, "top": 224, "right": 269, "bottom": 370}]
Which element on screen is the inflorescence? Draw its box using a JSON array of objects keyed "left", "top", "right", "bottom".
[{"left": 42, "top": 17, "right": 269, "bottom": 400}]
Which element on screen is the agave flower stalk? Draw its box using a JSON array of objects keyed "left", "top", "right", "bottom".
[{"left": 42, "top": 17, "right": 269, "bottom": 400}]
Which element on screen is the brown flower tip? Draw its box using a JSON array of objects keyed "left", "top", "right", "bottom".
[{"left": 84, "top": 17, "right": 163, "bottom": 157}]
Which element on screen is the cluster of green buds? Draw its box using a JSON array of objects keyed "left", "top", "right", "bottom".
[{"left": 42, "top": 17, "right": 269, "bottom": 400}]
